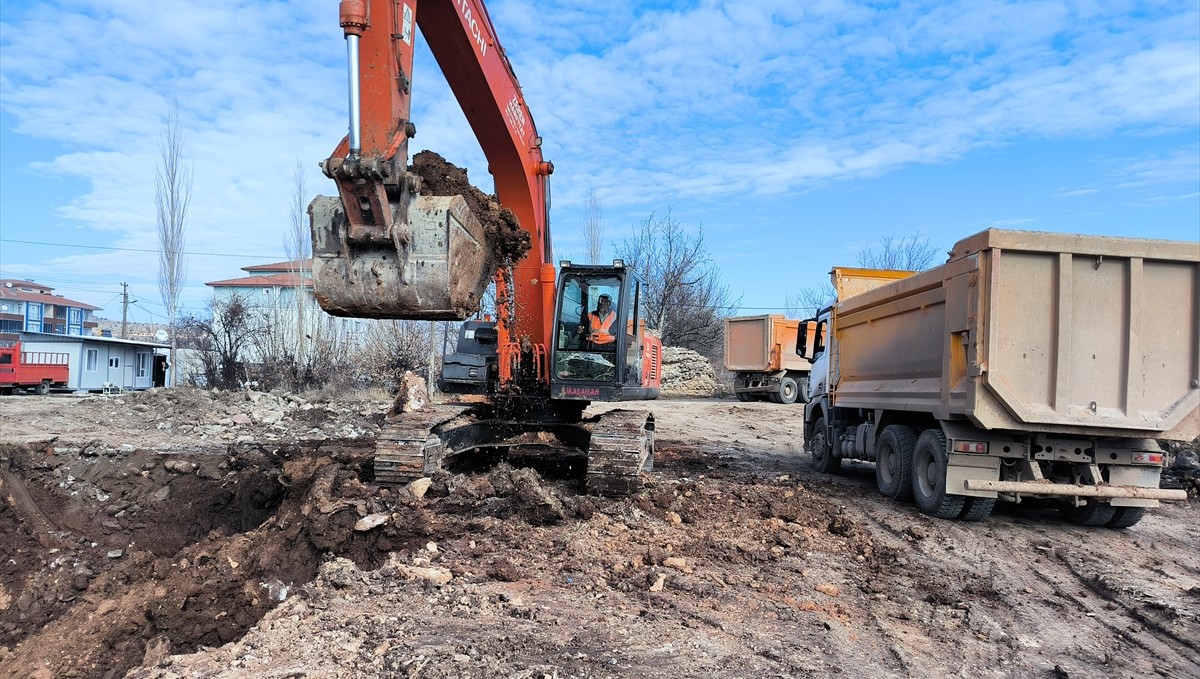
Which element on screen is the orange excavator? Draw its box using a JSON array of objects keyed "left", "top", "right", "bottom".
[{"left": 309, "top": 0, "right": 662, "bottom": 494}]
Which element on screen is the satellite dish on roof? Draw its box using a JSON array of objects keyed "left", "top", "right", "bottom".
[{"left": 155, "top": 329, "right": 169, "bottom": 342}]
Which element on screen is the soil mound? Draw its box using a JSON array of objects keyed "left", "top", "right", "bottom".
[{"left": 410, "top": 150, "right": 531, "bottom": 263}]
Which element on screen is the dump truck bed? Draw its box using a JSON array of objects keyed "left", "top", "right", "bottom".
[
  {"left": 724, "top": 315, "right": 811, "bottom": 373},
  {"left": 831, "top": 229, "right": 1200, "bottom": 440}
]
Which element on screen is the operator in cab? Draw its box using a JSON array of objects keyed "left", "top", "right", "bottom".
[{"left": 579, "top": 293, "right": 617, "bottom": 349}]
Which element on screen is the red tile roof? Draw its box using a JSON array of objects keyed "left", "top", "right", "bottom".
[
  {"left": 0, "top": 279, "right": 101, "bottom": 311},
  {"left": 206, "top": 273, "right": 314, "bottom": 288},
  {"left": 242, "top": 259, "right": 312, "bottom": 273}
]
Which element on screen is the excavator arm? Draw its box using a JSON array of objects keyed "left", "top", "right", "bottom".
[{"left": 311, "top": 0, "right": 555, "bottom": 356}]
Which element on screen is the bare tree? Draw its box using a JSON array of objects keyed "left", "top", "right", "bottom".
[
  {"left": 181, "top": 293, "right": 256, "bottom": 389},
  {"left": 785, "top": 285, "right": 835, "bottom": 319},
  {"left": 786, "top": 232, "right": 942, "bottom": 319},
  {"left": 284, "top": 159, "right": 312, "bottom": 366},
  {"left": 357, "top": 320, "right": 436, "bottom": 388},
  {"left": 616, "top": 210, "right": 739, "bottom": 357},
  {"left": 583, "top": 187, "right": 603, "bottom": 263},
  {"left": 857, "top": 232, "right": 940, "bottom": 271},
  {"left": 156, "top": 99, "right": 192, "bottom": 388}
]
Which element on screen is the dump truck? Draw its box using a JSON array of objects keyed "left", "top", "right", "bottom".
[
  {"left": 0, "top": 341, "right": 69, "bottom": 395},
  {"left": 797, "top": 228, "right": 1198, "bottom": 527},
  {"left": 724, "top": 315, "right": 814, "bottom": 404}
]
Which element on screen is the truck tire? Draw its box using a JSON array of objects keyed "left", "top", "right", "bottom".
[
  {"left": 736, "top": 392, "right": 754, "bottom": 402},
  {"left": 33, "top": 380, "right": 50, "bottom": 396},
  {"left": 777, "top": 376, "right": 799, "bottom": 405},
  {"left": 797, "top": 376, "right": 811, "bottom": 404},
  {"left": 1060, "top": 500, "right": 1116, "bottom": 527},
  {"left": 875, "top": 425, "right": 915, "bottom": 500},
  {"left": 958, "top": 497, "right": 996, "bottom": 522},
  {"left": 911, "top": 429, "right": 965, "bottom": 519},
  {"left": 809, "top": 416, "right": 841, "bottom": 474},
  {"left": 1105, "top": 507, "right": 1146, "bottom": 529}
]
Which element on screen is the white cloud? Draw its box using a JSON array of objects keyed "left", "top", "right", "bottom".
[{"left": 1, "top": 0, "right": 1197, "bottom": 315}]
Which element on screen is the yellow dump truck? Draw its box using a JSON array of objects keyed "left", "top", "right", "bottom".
[
  {"left": 724, "top": 315, "right": 813, "bottom": 404},
  {"left": 797, "top": 228, "right": 1198, "bottom": 526}
]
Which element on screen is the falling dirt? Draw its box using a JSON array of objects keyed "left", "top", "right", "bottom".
[
  {"left": 411, "top": 150, "right": 532, "bottom": 265},
  {"left": 1, "top": 391, "right": 1197, "bottom": 678}
]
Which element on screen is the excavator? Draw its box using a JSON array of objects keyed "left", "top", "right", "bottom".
[{"left": 308, "top": 0, "right": 662, "bottom": 495}]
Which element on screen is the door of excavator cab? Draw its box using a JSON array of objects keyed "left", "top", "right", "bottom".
[{"left": 550, "top": 263, "right": 660, "bottom": 402}]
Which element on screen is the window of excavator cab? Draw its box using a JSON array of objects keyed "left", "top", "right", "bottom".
[
  {"left": 555, "top": 275, "right": 621, "bottom": 382},
  {"left": 624, "top": 279, "right": 644, "bottom": 385}
]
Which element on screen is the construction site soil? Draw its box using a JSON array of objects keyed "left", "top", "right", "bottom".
[{"left": 1, "top": 389, "right": 1197, "bottom": 679}]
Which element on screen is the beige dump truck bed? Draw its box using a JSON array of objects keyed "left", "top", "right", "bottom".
[
  {"left": 724, "top": 315, "right": 815, "bottom": 404},
  {"left": 724, "top": 315, "right": 810, "bottom": 373},
  {"left": 832, "top": 229, "right": 1199, "bottom": 441}
]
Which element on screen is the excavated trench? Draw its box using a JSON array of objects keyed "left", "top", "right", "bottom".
[
  {"left": 0, "top": 430, "right": 603, "bottom": 679},
  {"left": 0, "top": 437, "right": 413, "bottom": 679}
]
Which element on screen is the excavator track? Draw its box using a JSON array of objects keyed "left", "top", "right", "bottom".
[
  {"left": 374, "top": 404, "right": 476, "bottom": 486},
  {"left": 586, "top": 409, "right": 655, "bottom": 496},
  {"left": 375, "top": 403, "right": 654, "bottom": 497}
]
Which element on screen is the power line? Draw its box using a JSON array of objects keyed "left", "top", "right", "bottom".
[{"left": 1, "top": 238, "right": 278, "bottom": 260}]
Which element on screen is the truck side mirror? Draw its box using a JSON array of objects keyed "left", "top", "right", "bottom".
[
  {"left": 813, "top": 319, "right": 827, "bottom": 357},
  {"left": 797, "top": 320, "right": 812, "bottom": 358}
]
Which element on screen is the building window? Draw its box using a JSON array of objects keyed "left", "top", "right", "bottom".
[
  {"left": 137, "top": 352, "right": 150, "bottom": 378},
  {"left": 109, "top": 356, "right": 120, "bottom": 369},
  {"left": 86, "top": 349, "right": 98, "bottom": 372}
]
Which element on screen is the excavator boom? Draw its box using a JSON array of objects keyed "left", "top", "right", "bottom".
[{"left": 311, "top": 0, "right": 553, "bottom": 349}]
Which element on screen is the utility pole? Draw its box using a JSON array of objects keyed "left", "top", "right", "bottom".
[
  {"left": 428, "top": 320, "right": 437, "bottom": 398},
  {"left": 121, "top": 282, "right": 129, "bottom": 339}
]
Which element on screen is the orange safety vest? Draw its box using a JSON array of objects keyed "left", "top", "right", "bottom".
[{"left": 588, "top": 310, "right": 616, "bottom": 344}]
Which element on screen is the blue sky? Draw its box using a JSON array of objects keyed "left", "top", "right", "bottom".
[{"left": 1, "top": 0, "right": 1197, "bottom": 324}]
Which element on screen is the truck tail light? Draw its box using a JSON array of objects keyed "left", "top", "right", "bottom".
[
  {"left": 1132, "top": 452, "right": 1163, "bottom": 465},
  {"left": 952, "top": 440, "right": 988, "bottom": 454}
]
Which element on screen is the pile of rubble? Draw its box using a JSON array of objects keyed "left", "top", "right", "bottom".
[{"left": 660, "top": 347, "right": 723, "bottom": 397}]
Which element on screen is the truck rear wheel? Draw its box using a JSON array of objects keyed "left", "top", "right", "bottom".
[
  {"left": 875, "top": 425, "right": 915, "bottom": 501},
  {"left": 777, "top": 376, "right": 799, "bottom": 405},
  {"left": 958, "top": 497, "right": 996, "bottom": 521},
  {"left": 797, "top": 376, "right": 811, "bottom": 404},
  {"left": 735, "top": 392, "right": 754, "bottom": 402},
  {"left": 33, "top": 380, "right": 50, "bottom": 396},
  {"left": 809, "top": 416, "right": 841, "bottom": 473},
  {"left": 912, "top": 429, "right": 965, "bottom": 519},
  {"left": 1060, "top": 500, "right": 1116, "bottom": 527},
  {"left": 1105, "top": 507, "right": 1146, "bottom": 529}
]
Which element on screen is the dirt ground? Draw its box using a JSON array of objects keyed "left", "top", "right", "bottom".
[{"left": 1, "top": 389, "right": 1197, "bottom": 679}]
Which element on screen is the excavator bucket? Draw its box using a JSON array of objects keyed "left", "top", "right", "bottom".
[{"left": 308, "top": 194, "right": 495, "bottom": 320}]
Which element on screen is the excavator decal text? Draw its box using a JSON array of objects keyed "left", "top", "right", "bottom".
[
  {"left": 456, "top": 0, "right": 488, "bottom": 57},
  {"left": 505, "top": 95, "right": 527, "bottom": 142}
]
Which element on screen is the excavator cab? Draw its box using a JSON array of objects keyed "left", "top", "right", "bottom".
[{"left": 550, "top": 262, "right": 661, "bottom": 402}]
